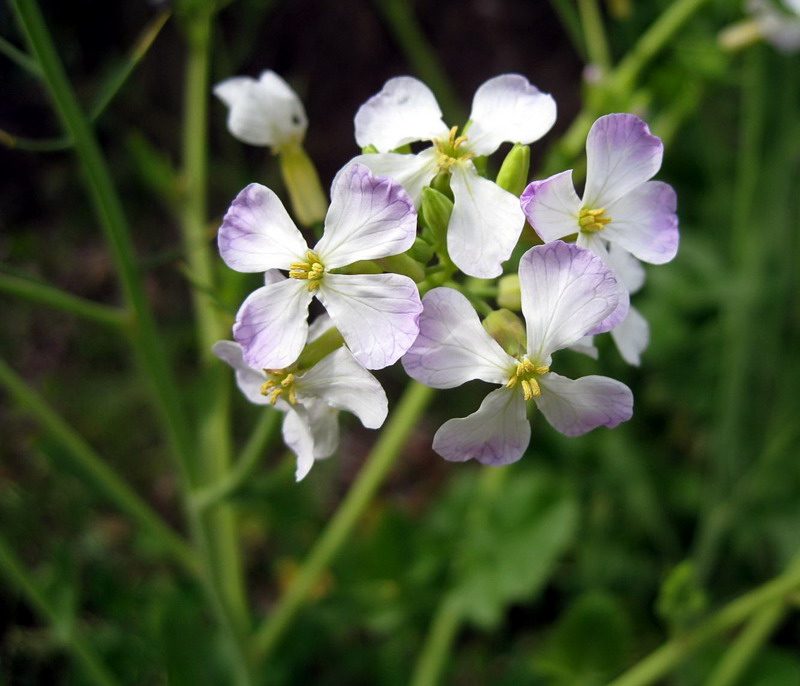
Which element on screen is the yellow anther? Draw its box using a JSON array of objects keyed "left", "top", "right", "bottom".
[
  {"left": 579, "top": 207, "right": 612, "bottom": 233},
  {"left": 505, "top": 357, "right": 550, "bottom": 401},
  {"left": 288, "top": 250, "right": 325, "bottom": 290},
  {"left": 434, "top": 125, "right": 475, "bottom": 170},
  {"left": 260, "top": 370, "right": 299, "bottom": 405}
]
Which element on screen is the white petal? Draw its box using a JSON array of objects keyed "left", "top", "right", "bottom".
[
  {"left": 603, "top": 181, "right": 679, "bottom": 264},
  {"left": 317, "top": 273, "right": 422, "bottom": 370},
  {"left": 576, "top": 233, "right": 631, "bottom": 335},
  {"left": 297, "top": 347, "right": 388, "bottom": 429},
  {"left": 212, "top": 340, "right": 270, "bottom": 405},
  {"left": 315, "top": 163, "right": 417, "bottom": 268},
  {"left": 214, "top": 70, "right": 307, "bottom": 148},
  {"left": 519, "top": 242, "right": 620, "bottom": 361},
  {"left": 466, "top": 74, "right": 557, "bottom": 156},
  {"left": 282, "top": 408, "right": 315, "bottom": 480},
  {"left": 233, "top": 279, "right": 313, "bottom": 370},
  {"left": 606, "top": 244, "right": 646, "bottom": 294},
  {"left": 402, "top": 287, "right": 515, "bottom": 388},
  {"left": 282, "top": 402, "right": 340, "bottom": 481},
  {"left": 611, "top": 306, "right": 649, "bottom": 366},
  {"left": 536, "top": 372, "right": 633, "bottom": 436},
  {"left": 349, "top": 149, "right": 439, "bottom": 207},
  {"left": 432, "top": 387, "right": 530, "bottom": 465},
  {"left": 583, "top": 113, "right": 664, "bottom": 207},
  {"left": 218, "top": 183, "right": 308, "bottom": 272},
  {"left": 307, "top": 313, "right": 333, "bottom": 342},
  {"left": 520, "top": 171, "right": 582, "bottom": 243},
  {"left": 448, "top": 164, "right": 525, "bottom": 278},
  {"left": 354, "top": 76, "right": 448, "bottom": 151},
  {"left": 569, "top": 335, "right": 599, "bottom": 360}
]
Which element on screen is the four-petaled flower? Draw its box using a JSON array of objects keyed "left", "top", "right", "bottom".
[
  {"left": 352, "top": 74, "right": 556, "bottom": 278},
  {"left": 402, "top": 242, "right": 633, "bottom": 466},
  {"left": 213, "top": 340, "right": 388, "bottom": 481},
  {"left": 219, "top": 163, "right": 423, "bottom": 371}
]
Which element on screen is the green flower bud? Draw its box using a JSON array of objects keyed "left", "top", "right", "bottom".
[
  {"left": 407, "top": 236, "right": 435, "bottom": 264},
  {"left": 421, "top": 187, "right": 454, "bottom": 249},
  {"left": 482, "top": 309, "right": 527, "bottom": 357},
  {"left": 497, "top": 274, "right": 521, "bottom": 311},
  {"left": 495, "top": 143, "right": 531, "bottom": 196},
  {"left": 380, "top": 253, "right": 426, "bottom": 283},
  {"left": 429, "top": 171, "right": 454, "bottom": 201},
  {"left": 279, "top": 143, "right": 327, "bottom": 227}
]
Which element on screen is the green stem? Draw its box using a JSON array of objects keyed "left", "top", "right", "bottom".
[
  {"left": 578, "top": 0, "right": 612, "bottom": 72},
  {"left": 0, "top": 356, "right": 200, "bottom": 578},
  {"left": 0, "top": 33, "right": 40, "bottom": 75},
  {"left": 606, "top": 554, "right": 800, "bottom": 686},
  {"left": 0, "top": 534, "right": 121, "bottom": 686},
  {"left": 0, "top": 270, "right": 128, "bottom": 328},
  {"left": 547, "top": 0, "right": 587, "bottom": 58},
  {"left": 410, "top": 595, "right": 462, "bottom": 686},
  {"left": 251, "top": 381, "right": 436, "bottom": 662}
]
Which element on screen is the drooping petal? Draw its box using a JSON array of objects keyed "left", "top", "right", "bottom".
[
  {"left": 354, "top": 76, "right": 449, "bottom": 152},
  {"left": 575, "top": 232, "right": 630, "bottom": 335},
  {"left": 218, "top": 183, "right": 308, "bottom": 272},
  {"left": 611, "top": 306, "right": 649, "bottom": 366},
  {"left": 432, "top": 387, "right": 530, "bottom": 465},
  {"left": 602, "top": 181, "right": 679, "bottom": 264},
  {"left": 569, "top": 335, "right": 599, "bottom": 360},
  {"left": 212, "top": 340, "right": 270, "bottom": 405},
  {"left": 402, "top": 287, "right": 515, "bottom": 388},
  {"left": 349, "top": 148, "right": 439, "bottom": 207},
  {"left": 315, "top": 163, "right": 417, "bottom": 267},
  {"left": 520, "top": 171, "right": 582, "bottom": 242},
  {"left": 213, "top": 71, "right": 307, "bottom": 149},
  {"left": 297, "top": 347, "right": 388, "bottom": 429},
  {"left": 282, "top": 402, "right": 340, "bottom": 481},
  {"left": 536, "top": 372, "right": 633, "bottom": 436},
  {"left": 583, "top": 114, "right": 664, "bottom": 207},
  {"left": 466, "top": 74, "right": 557, "bottom": 156},
  {"left": 233, "top": 279, "right": 313, "bottom": 369},
  {"left": 317, "top": 273, "right": 422, "bottom": 370},
  {"left": 448, "top": 164, "right": 525, "bottom": 278},
  {"left": 606, "top": 244, "right": 646, "bottom": 294},
  {"left": 519, "top": 242, "right": 621, "bottom": 361}
]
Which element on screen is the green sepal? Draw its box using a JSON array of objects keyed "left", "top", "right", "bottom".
[
  {"left": 408, "top": 236, "right": 435, "bottom": 264},
  {"left": 429, "top": 171, "right": 454, "bottom": 201},
  {"left": 496, "top": 143, "right": 531, "bottom": 196},
  {"left": 279, "top": 143, "right": 328, "bottom": 227},
  {"left": 482, "top": 309, "right": 527, "bottom": 357},
  {"left": 361, "top": 144, "right": 379, "bottom": 154},
  {"left": 497, "top": 274, "right": 522, "bottom": 311},
  {"left": 421, "top": 187, "right": 454, "bottom": 249}
]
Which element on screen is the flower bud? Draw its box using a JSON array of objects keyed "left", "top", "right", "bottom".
[
  {"left": 421, "top": 187, "right": 453, "bottom": 249},
  {"left": 482, "top": 308, "right": 527, "bottom": 357},
  {"left": 279, "top": 143, "right": 328, "bottom": 227},
  {"left": 495, "top": 143, "right": 530, "bottom": 196},
  {"left": 497, "top": 274, "right": 521, "bottom": 311}
]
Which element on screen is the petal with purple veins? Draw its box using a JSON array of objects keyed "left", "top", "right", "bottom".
[
  {"left": 349, "top": 149, "right": 439, "bottom": 207},
  {"left": 520, "top": 171, "right": 582, "bottom": 243}
]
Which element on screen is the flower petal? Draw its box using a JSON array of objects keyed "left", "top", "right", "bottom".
[
  {"left": 317, "top": 273, "right": 422, "bottom": 369},
  {"left": 606, "top": 244, "right": 646, "bottom": 294},
  {"left": 576, "top": 233, "right": 631, "bottom": 335},
  {"left": 402, "top": 287, "right": 515, "bottom": 387},
  {"left": 354, "top": 76, "right": 449, "bottom": 151},
  {"left": 233, "top": 279, "right": 313, "bottom": 369},
  {"left": 432, "top": 387, "right": 530, "bottom": 465},
  {"left": 466, "top": 74, "right": 557, "bottom": 156},
  {"left": 611, "top": 306, "right": 649, "bottom": 366},
  {"left": 448, "top": 164, "right": 525, "bottom": 278},
  {"left": 282, "top": 402, "right": 340, "bottom": 481},
  {"left": 218, "top": 183, "right": 308, "bottom": 272},
  {"left": 602, "top": 181, "right": 679, "bottom": 264},
  {"left": 583, "top": 114, "right": 664, "bottom": 207},
  {"left": 520, "top": 171, "right": 582, "bottom": 242},
  {"left": 315, "top": 163, "right": 417, "bottom": 267},
  {"left": 214, "top": 70, "right": 307, "bottom": 148},
  {"left": 349, "top": 149, "right": 438, "bottom": 207},
  {"left": 519, "top": 241, "right": 621, "bottom": 361},
  {"left": 569, "top": 335, "right": 599, "bottom": 360},
  {"left": 536, "top": 372, "right": 633, "bottom": 436},
  {"left": 297, "top": 347, "right": 388, "bottom": 428},
  {"left": 212, "top": 340, "right": 270, "bottom": 405}
]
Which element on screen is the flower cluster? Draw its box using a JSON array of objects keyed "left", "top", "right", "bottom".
[{"left": 213, "top": 71, "right": 679, "bottom": 479}]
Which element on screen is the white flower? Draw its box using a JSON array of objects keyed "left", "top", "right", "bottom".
[
  {"left": 219, "top": 163, "right": 422, "bottom": 371},
  {"left": 213, "top": 341, "right": 388, "bottom": 481},
  {"left": 352, "top": 74, "right": 556, "bottom": 278},
  {"left": 402, "top": 241, "right": 633, "bottom": 465}
]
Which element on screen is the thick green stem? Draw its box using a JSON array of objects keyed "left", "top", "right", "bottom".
[
  {"left": 251, "top": 381, "right": 436, "bottom": 662},
  {"left": 410, "top": 595, "right": 462, "bottom": 686},
  {"left": 578, "top": 0, "right": 612, "bottom": 72}
]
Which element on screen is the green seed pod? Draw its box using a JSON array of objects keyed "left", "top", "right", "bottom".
[
  {"left": 495, "top": 143, "right": 531, "bottom": 196},
  {"left": 279, "top": 143, "right": 328, "bottom": 227}
]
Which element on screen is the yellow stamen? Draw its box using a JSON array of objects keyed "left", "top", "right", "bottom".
[
  {"left": 260, "top": 369, "right": 299, "bottom": 405},
  {"left": 433, "top": 125, "right": 475, "bottom": 170},
  {"left": 579, "top": 207, "right": 612, "bottom": 233},
  {"left": 505, "top": 357, "right": 550, "bottom": 400},
  {"left": 289, "top": 250, "right": 325, "bottom": 291}
]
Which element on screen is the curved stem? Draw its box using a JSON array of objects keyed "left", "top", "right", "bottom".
[
  {"left": 410, "top": 595, "right": 462, "bottom": 686},
  {"left": 251, "top": 381, "right": 436, "bottom": 663}
]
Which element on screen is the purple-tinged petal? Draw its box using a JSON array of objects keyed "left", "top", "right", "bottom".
[
  {"left": 466, "top": 74, "right": 557, "bottom": 156},
  {"left": 520, "top": 171, "right": 582, "bottom": 243},
  {"left": 536, "top": 372, "right": 633, "bottom": 436},
  {"left": 607, "top": 244, "right": 646, "bottom": 294},
  {"left": 233, "top": 279, "right": 313, "bottom": 369},
  {"left": 354, "top": 76, "right": 449, "bottom": 152},
  {"left": 402, "top": 287, "right": 515, "bottom": 388},
  {"left": 297, "top": 348, "right": 388, "bottom": 429},
  {"left": 349, "top": 149, "right": 438, "bottom": 207},
  {"left": 583, "top": 114, "right": 663, "bottom": 207},
  {"left": 317, "top": 273, "right": 422, "bottom": 370},
  {"left": 448, "top": 164, "right": 525, "bottom": 278},
  {"left": 432, "top": 387, "right": 530, "bottom": 465},
  {"left": 212, "top": 340, "right": 270, "bottom": 405},
  {"left": 218, "top": 183, "right": 308, "bottom": 273},
  {"left": 315, "top": 163, "right": 417, "bottom": 267},
  {"left": 519, "top": 242, "right": 621, "bottom": 361},
  {"left": 575, "top": 232, "right": 630, "bottom": 335},
  {"left": 282, "top": 402, "right": 340, "bottom": 481},
  {"left": 611, "top": 306, "right": 649, "bottom": 366},
  {"left": 603, "top": 181, "right": 679, "bottom": 264}
]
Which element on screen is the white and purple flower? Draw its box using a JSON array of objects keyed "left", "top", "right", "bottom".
[
  {"left": 213, "top": 340, "right": 388, "bottom": 481},
  {"left": 219, "top": 163, "right": 423, "bottom": 371},
  {"left": 352, "top": 74, "right": 557, "bottom": 278},
  {"left": 402, "top": 241, "right": 633, "bottom": 466}
]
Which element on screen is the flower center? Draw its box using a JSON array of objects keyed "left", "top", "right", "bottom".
[
  {"left": 578, "top": 207, "right": 612, "bottom": 233},
  {"left": 505, "top": 358, "right": 550, "bottom": 401},
  {"left": 289, "top": 250, "right": 325, "bottom": 291},
  {"left": 260, "top": 369, "right": 299, "bottom": 405},
  {"left": 434, "top": 125, "right": 475, "bottom": 170}
]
